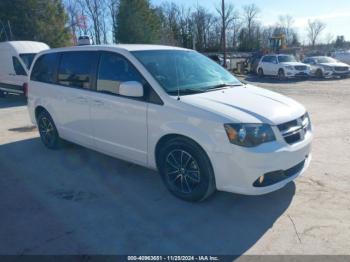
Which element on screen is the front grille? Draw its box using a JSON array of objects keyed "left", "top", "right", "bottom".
[
  {"left": 278, "top": 113, "right": 310, "bottom": 145},
  {"left": 253, "top": 159, "right": 306, "bottom": 187},
  {"left": 295, "top": 66, "right": 307, "bottom": 70},
  {"left": 334, "top": 66, "right": 349, "bottom": 72}
]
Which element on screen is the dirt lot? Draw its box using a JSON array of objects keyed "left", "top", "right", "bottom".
[{"left": 0, "top": 77, "right": 349, "bottom": 255}]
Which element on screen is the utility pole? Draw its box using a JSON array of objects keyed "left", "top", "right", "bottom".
[{"left": 222, "top": 0, "right": 227, "bottom": 68}]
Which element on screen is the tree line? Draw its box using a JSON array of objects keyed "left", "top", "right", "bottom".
[{"left": 0, "top": 0, "right": 348, "bottom": 51}]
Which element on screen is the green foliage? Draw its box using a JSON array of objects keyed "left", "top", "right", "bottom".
[
  {"left": 0, "top": 0, "right": 71, "bottom": 47},
  {"left": 116, "top": 0, "right": 161, "bottom": 44}
]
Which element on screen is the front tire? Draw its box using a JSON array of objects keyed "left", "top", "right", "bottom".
[
  {"left": 158, "top": 137, "right": 216, "bottom": 202},
  {"left": 278, "top": 69, "right": 285, "bottom": 80},
  {"left": 0, "top": 90, "right": 5, "bottom": 98},
  {"left": 258, "top": 68, "right": 264, "bottom": 78},
  {"left": 37, "top": 110, "right": 61, "bottom": 149},
  {"left": 316, "top": 69, "right": 323, "bottom": 78}
]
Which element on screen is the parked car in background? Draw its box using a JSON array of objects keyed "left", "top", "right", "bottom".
[
  {"left": 207, "top": 54, "right": 231, "bottom": 69},
  {"left": 257, "top": 54, "right": 310, "bottom": 80},
  {"left": 0, "top": 41, "right": 49, "bottom": 97},
  {"left": 303, "top": 56, "right": 350, "bottom": 78},
  {"left": 77, "top": 35, "right": 93, "bottom": 46},
  {"left": 332, "top": 50, "right": 350, "bottom": 65},
  {"left": 27, "top": 44, "right": 312, "bottom": 201}
]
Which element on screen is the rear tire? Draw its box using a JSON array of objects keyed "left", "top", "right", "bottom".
[
  {"left": 0, "top": 90, "right": 5, "bottom": 98},
  {"left": 158, "top": 137, "right": 216, "bottom": 202},
  {"left": 37, "top": 110, "right": 62, "bottom": 149}
]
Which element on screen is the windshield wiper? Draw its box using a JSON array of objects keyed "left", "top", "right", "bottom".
[
  {"left": 205, "top": 83, "right": 243, "bottom": 92},
  {"left": 168, "top": 88, "right": 206, "bottom": 95}
]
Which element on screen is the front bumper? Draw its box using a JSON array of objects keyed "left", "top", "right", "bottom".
[
  {"left": 332, "top": 71, "right": 350, "bottom": 77},
  {"left": 211, "top": 130, "right": 313, "bottom": 195},
  {"left": 315, "top": 69, "right": 350, "bottom": 78},
  {"left": 285, "top": 70, "right": 310, "bottom": 78}
]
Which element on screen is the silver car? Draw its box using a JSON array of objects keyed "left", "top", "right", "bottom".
[{"left": 303, "top": 56, "right": 350, "bottom": 78}]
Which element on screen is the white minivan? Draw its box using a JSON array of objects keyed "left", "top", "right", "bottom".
[
  {"left": 0, "top": 41, "right": 49, "bottom": 96},
  {"left": 27, "top": 45, "right": 313, "bottom": 201}
]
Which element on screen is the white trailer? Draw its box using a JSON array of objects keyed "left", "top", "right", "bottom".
[
  {"left": 332, "top": 50, "right": 350, "bottom": 65},
  {"left": 0, "top": 41, "right": 49, "bottom": 96}
]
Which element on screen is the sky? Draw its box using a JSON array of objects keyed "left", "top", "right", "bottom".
[{"left": 151, "top": 0, "right": 350, "bottom": 44}]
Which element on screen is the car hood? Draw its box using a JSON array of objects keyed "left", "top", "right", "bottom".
[
  {"left": 180, "top": 85, "right": 305, "bottom": 125},
  {"left": 318, "top": 62, "right": 349, "bottom": 67},
  {"left": 280, "top": 62, "right": 307, "bottom": 66}
]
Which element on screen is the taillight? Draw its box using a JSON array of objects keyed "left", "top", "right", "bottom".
[{"left": 23, "top": 82, "right": 28, "bottom": 97}]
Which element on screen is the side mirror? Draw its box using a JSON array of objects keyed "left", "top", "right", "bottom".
[{"left": 119, "top": 81, "right": 143, "bottom": 98}]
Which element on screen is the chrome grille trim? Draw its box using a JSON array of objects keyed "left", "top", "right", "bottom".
[
  {"left": 278, "top": 113, "right": 310, "bottom": 145},
  {"left": 334, "top": 66, "right": 349, "bottom": 72},
  {"left": 294, "top": 66, "right": 307, "bottom": 71}
]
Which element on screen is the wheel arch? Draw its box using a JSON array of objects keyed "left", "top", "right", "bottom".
[{"left": 154, "top": 133, "right": 213, "bottom": 173}]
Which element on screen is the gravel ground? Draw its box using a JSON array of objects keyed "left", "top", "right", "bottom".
[{"left": 0, "top": 77, "right": 349, "bottom": 255}]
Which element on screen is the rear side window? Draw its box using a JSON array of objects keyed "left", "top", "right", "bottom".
[
  {"left": 12, "top": 57, "right": 27, "bottom": 76},
  {"left": 58, "top": 52, "right": 98, "bottom": 89},
  {"left": 97, "top": 52, "right": 144, "bottom": 95},
  {"left": 31, "top": 53, "right": 59, "bottom": 83},
  {"left": 262, "top": 56, "right": 272, "bottom": 63},
  {"left": 19, "top": 53, "right": 36, "bottom": 69}
]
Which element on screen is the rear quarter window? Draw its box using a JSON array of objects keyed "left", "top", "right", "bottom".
[
  {"left": 31, "top": 53, "right": 60, "bottom": 83},
  {"left": 262, "top": 56, "right": 272, "bottom": 63}
]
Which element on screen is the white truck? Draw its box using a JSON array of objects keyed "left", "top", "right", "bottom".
[{"left": 0, "top": 41, "right": 49, "bottom": 97}]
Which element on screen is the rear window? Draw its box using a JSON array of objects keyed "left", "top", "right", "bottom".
[
  {"left": 12, "top": 57, "right": 27, "bottom": 76},
  {"left": 31, "top": 53, "right": 59, "bottom": 83},
  {"left": 19, "top": 53, "right": 36, "bottom": 69},
  {"left": 57, "top": 52, "right": 98, "bottom": 89}
]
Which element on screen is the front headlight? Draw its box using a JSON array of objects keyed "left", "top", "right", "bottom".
[
  {"left": 285, "top": 65, "right": 294, "bottom": 70},
  {"left": 224, "top": 123, "right": 276, "bottom": 147}
]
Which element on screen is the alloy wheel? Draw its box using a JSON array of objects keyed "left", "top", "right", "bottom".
[
  {"left": 165, "top": 149, "right": 201, "bottom": 194},
  {"left": 38, "top": 117, "right": 55, "bottom": 146}
]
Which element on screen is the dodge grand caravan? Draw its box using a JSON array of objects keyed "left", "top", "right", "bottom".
[{"left": 27, "top": 45, "right": 312, "bottom": 201}]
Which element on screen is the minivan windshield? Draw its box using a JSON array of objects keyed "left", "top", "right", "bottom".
[
  {"left": 132, "top": 50, "right": 241, "bottom": 95},
  {"left": 278, "top": 55, "right": 297, "bottom": 63},
  {"left": 19, "top": 53, "right": 37, "bottom": 69}
]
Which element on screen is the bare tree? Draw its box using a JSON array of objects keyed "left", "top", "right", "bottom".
[
  {"left": 108, "top": 0, "right": 119, "bottom": 43},
  {"left": 79, "top": 0, "right": 107, "bottom": 44},
  {"left": 242, "top": 4, "right": 260, "bottom": 40},
  {"left": 325, "top": 33, "right": 334, "bottom": 46},
  {"left": 160, "top": 2, "right": 182, "bottom": 45},
  {"left": 240, "top": 4, "right": 260, "bottom": 51},
  {"left": 307, "top": 19, "right": 326, "bottom": 47},
  {"left": 65, "top": 0, "right": 80, "bottom": 44},
  {"left": 277, "top": 14, "right": 294, "bottom": 45},
  {"left": 228, "top": 14, "right": 241, "bottom": 49},
  {"left": 216, "top": 0, "right": 238, "bottom": 66},
  {"left": 193, "top": 6, "right": 214, "bottom": 50}
]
